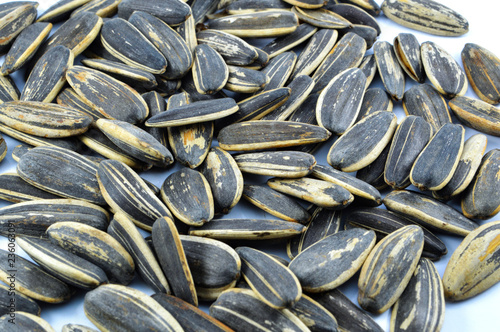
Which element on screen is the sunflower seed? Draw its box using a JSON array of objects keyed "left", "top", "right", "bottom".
[
  {"left": 443, "top": 220, "right": 500, "bottom": 301},
  {"left": 66, "top": 66, "right": 149, "bottom": 124},
  {"left": 97, "top": 159, "right": 172, "bottom": 230},
  {"left": 340, "top": 23, "right": 377, "bottom": 50},
  {"left": 152, "top": 293, "right": 233, "bottom": 331},
  {"left": 358, "top": 225, "right": 424, "bottom": 314},
  {"left": 207, "top": 10, "right": 299, "bottom": 38},
  {"left": 355, "top": 142, "right": 390, "bottom": 190},
  {"left": 0, "top": 284, "right": 40, "bottom": 317},
  {"left": 56, "top": 88, "right": 104, "bottom": 124},
  {"left": 410, "top": 123, "right": 464, "bottom": 191},
  {"left": 84, "top": 284, "right": 183, "bottom": 331},
  {"left": 358, "top": 54, "right": 378, "bottom": 89},
  {"left": 0, "top": 3, "right": 37, "bottom": 52},
  {"left": 191, "top": 44, "right": 228, "bottom": 95},
  {"left": 449, "top": 95, "right": 500, "bottom": 136},
  {"left": 0, "top": 249, "right": 71, "bottom": 303},
  {"left": 235, "top": 151, "right": 316, "bottom": 178},
  {"left": 196, "top": 29, "right": 258, "bottom": 66},
  {"left": 374, "top": 41, "right": 405, "bottom": 100},
  {"left": 155, "top": 77, "right": 182, "bottom": 97},
  {"left": 188, "top": 218, "right": 305, "bottom": 240},
  {"left": 36, "top": 0, "right": 91, "bottom": 23},
  {"left": 312, "top": 32, "right": 366, "bottom": 93},
  {"left": 329, "top": 3, "right": 381, "bottom": 34},
  {"left": 71, "top": 0, "right": 121, "bottom": 18},
  {"left": 62, "top": 324, "right": 98, "bottom": 332},
  {"left": 210, "top": 288, "right": 310, "bottom": 331},
  {"left": 287, "top": 294, "right": 338, "bottom": 332},
  {"left": 421, "top": 41, "right": 468, "bottom": 98},
  {"left": 261, "top": 52, "right": 297, "bottom": 92},
  {"left": 285, "top": 90, "right": 319, "bottom": 124},
  {"left": 0, "top": 312, "right": 55, "bottom": 331},
  {"left": 47, "top": 222, "right": 135, "bottom": 285},
  {"left": 218, "top": 120, "right": 331, "bottom": 151},
  {"left": 393, "top": 32, "right": 424, "bottom": 83},
  {"left": 0, "top": 134, "right": 6, "bottom": 163},
  {"left": 0, "top": 74, "right": 19, "bottom": 103},
  {"left": 384, "top": 115, "right": 432, "bottom": 189},
  {"left": 168, "top": 121, "right": 213, "bottom": 169},
  {"left": 140, "top": 91, "right": 168, "bottom": 146},
  {"left": 391, "top": 258, "right": 445, "bottom": 332},
  {"left": 461, "top": 149, "right": 500, "bottom": 219},
  {"left": 0, "top": 22, "right": 52, "bottom": 75},
  {"left": 243, "top": 46, "right": 269, "bottom": 70},
  {"left": 357, "top": 87, "right": 393, "bottom": 120},
  {"left": 346, "top": 207, "right": 447, "bottom": 260},
  {"left": 108, "top": 212, "right": 170, "bottom": 293},
  {"left": 117, "top": 0, "right": 191, "bottom": 26},
  {"left": 262, "top": 23, "right": 317, "bottom": 59},
  {"left": 381, "top": 0, "right": 468, "bottom": 36},
  {"left": 267, "top": 177, "right": 354, "bottom": 209},
  {"left": 225, "top": 65, "right": 268, "bottom": 93},
  {"left": 384, "top": 189, "right": 478, "bottom": 236},
  {"left": 317, "top": 68, "right": 367, "bottom": 134},
  {"left": 17, "top": 236, "right": 108, "bottom": 290},
  {"left": 83, "top": 34, "right": 122, "bottom": 62},
  {"left": 433, "top": 133, "right": 488, "bottom": 201},
  {"left": 225, "top": 0, "right": 291, "bottom": 14},
  {"left": 292, "top": 6, "right": 352, "bottom": 29},
  {"left": 328, "top": 111, "right": 397, "bottom": 172},
  {"left": 177, "top": 15, "right": 197, "bottom": 54},
  {"left": 326, "top": 0, "right": 381, "bottom": 17}
]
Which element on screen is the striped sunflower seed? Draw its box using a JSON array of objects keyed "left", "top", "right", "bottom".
[
  {"left": 0, "top": 312, "right": 54, "bottom": 332},
  {"left": 357, "top": 87, "right": 393, "bottom": 120},
  {"left": 36, "top": 0, "right": 91, "bottom": 23},
  {"left": 381, "top": 0, "right": 468, "bottom": 36},
  {"left": 443, "top": 220, "right": 500, "bottom": 301},
  {"left": 384, "top": 115, "right": 432, "bottom": 189},
  {"left": 47, "top": 222, "right": 135, "bottom": 285},
  {"left": 261, "top": 52, "right": 297, "bottom": 92},
  {"left": 358, "top": 54, "right": 378, "bottom": 89},
  {"left": 225, "top": 65, "right": 269, "bottom": 93},
  {"left": 292, "top": 6, "right": 352, "bottom": 29},
  {"left": 393, "top": 32, "right": 425, "bottom": 83},
  {"left": 84, "top": 284, "right": 183, "bottom": 331},
  {"left": 0, "top": 134, "right": 6, "bottom": 163},
  {"left": 462, "top": 43, "right": 500, "bottom": 105},
  {"left": 152, "top": 216, "right": 198, "bottom": 306},
  {"left": 329, "top": 3, "right": 381, "bottom": 34},
  {"left": 262, "top": 23, "right": 317, "bottom": 58},
  {"left": 0, "top": 283, "right": 40, "bottom": 316},
  {"left": 287, "top": 294, "right": 338, "bottom": 332},
  {"left": 290, "top": 228, "right": 376, "bottom": 292},
  {"left": 71, "top": 0, "right": 121, "bottom": 18},
  {"left": 328, "top": 111, "right": 397, "bottom": 172},
  {"left": 339, "top": 23, "right": 377, "bottom": 50},
  {"left": 177, "top": 14, "right": 197, "bottom": 54},
  {"left": 62, "top": 324, "right": 98, "bottom": 332},
  {"left": 17, "top": 236, "right": 108, "bottom": 290},
  {"left": 0, "top": 3, "right": 37, "bottom": 53},
  {"left": 117, "top": 0, "right": 191, "bottom": 26},
  {"left": 461, "top": 149, "right": 500, "bottom": 219},
  {"left": 354, "top": 143, "right": 390, "bottom": 190},
  {"left": 374, "top": 41, "right": 405, "bottom": 101},
  {"left": 56, "top": 87, "right": 103, "bottom": 124},
  {"left": 0, "top": 74, "right": 19, "bottom": 104},
  {"left": 140, "top": 91, "right": 168, "bottom": 148},
  {"left": 196, "top": 29, "right": 258, "bottom": 66},
  {"left": 267, "top": 177, "right": 354, "bottom": 209},
  {"left": 421, "top": 41, "right": 468, "bottom": 98},
  {"left": 235, "top": 150, "right": 316, "bottom": 178},
  {"left": 225, "top": 0, "right": 291, "bottom": 14},
  {"left": 108, "top": 212, "right": 170, "bottom": 294},
  {"left": 433, "top": 133, "right": 488, "bottom": 201},
  {"left": 391, "top": 258, "right": 445, "bottom": 332},
  {"left": 0, "top": 249, "right": 71, "bottom": 303},
  {"left": 326, "top": 0, "right": 381, "bottom": 16},
  {"left": 283, "top": 0, "right": 324, "bottom": 9},
  {"left": 384, "top": 189, "right": 478, "bottom": 236},
  {"left": 168, "top": 120, "right": 213, "bottom": 169},
  {"left": 410, "top": 123, "right": 464, "bottom": 191},
  {"left": 192, "top": 44, "right": 228, "bottom": 95},
  {"left": 358, "top": 225, "right": 424, "bottom": 314},
  {"left": 449, "top": 95, "right": 500, "bottom": 136},
  {"left": 0, "top": 22, "right": 52, "bottom": 75}
]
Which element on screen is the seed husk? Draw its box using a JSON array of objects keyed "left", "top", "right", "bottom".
[
  {"left": 155, "top": 77, "right": 182, "bottom": 97},
  {"left": 391, "top": 258, "right": 445, "bottom": 332},
  {"left": 235, "top": 151, "right": 316, "bottom": 178},
  {"left": 0, "top": 74, "right": 19, "bottom": 104},
  {"left": 312, "top": 32, "right": 366, "bottom": 93},
  {"left": 357, "top": 87, "right": 393, "bottom": 120},
  {"left": 196, "top": 29, "right": 258, "bottom": 66},
  {"left": 328, "top": 111, "right": 397, "bottom": 172},
  {"left": 236, "top": 246, "right": 301, "bottom": 309},
  {"left": 261, "top": 52, "right": 297, "bottom": 92},
  {"left": 384, "top": 189, "right": 478, "bottom": 236},
  {"left": 62, "top": 324, "right": 98, "bottom": 332},
  {"left": 97, "top": 159, "right": 172, "bottom": 230},
  {"left": 0, "top": 134, "right": 6, "bottom": 163},
  {"left": 358, "top": 54, "right": 378, "bottom": 89},
  {"left": 188, "top": 218, "right": 305, "bottom": 240},
  {"left": 393, "top": 32, "right": 425, "bottom": 83},
  {"left": 433, "top": 133, "right": 488, "bottom": 201},
  {"left": 358, "top": 225, "right": 424, "bottom": 314},
  {"left": 267, "top": 177, "right": 354, "bottom": 209},
  {"left": 36, "top": 0, "right": 91, "bottom": 23},
  {"left": 283, "top": 0, "right": 324, "bottom": 9},
  {"left": 168, "top": 121, "right": 213, "bottom": 169},
  {"left": 421, "top": 41, "right": 468, "bottom": 98},
  {"left": 161, "top": 168, "right": 214, "bottom": 226},
  {"left": 56, "top": 88, "right": 103, "bottom": 124},
  {"left": 47, "top": 222, "right": 135, "bottom": 285},
  {"left": 179, "top": 235, "right": 241, "bottom": 301},
  {"left": 374, "top": 41, "right": 405, "bottom": 101},
  {"left": 108, "top": 212, "right": 170, "bottom": 294},
  {"left": 192, "top": 44, "right": 228, "bottom": 95},
  {"left": 287, "top": 207, "right": 342, "bottom": 259},
  {"left": 443, "top": 220, "right": 500, "bottom": 301},
  {"left": 0, "top": 283, "right": 40, "bottom": 317},
  {"left": 225, "top": 65, "right": 269, "bottom": 93},
  {"left": 152, "top": 293, "right": 234, "bottom": 331},
  {"left": 0, "top": 312, "right": 55, "bottom": 332},
  {"left": 462, "top": 43, "right": 500, "bottom": 105},
  {"left": 210, "top": 288, "right": 310, "bottom": 331},
  {"left": 71, "top": 0, "right": 121, "bottom": 18},
  {"left": 288, "top": 294, "right": 338, "bottom": 332},
  {"left": 381, "top": 0, "right": 468, "bottom": 36},
  {"left": 290, "top": 228, "right": 376, "bottom": 293},
  {"left": 292, "top": 6, "right": 352, "bottom": 29},
  {"left": 243, "top": 46, "right": 269, "bottom": 70},
  {"left": 218, "top": 120, "right": 331, "bottom": 151},
  {"left": 17, "top": 236, "right": 108, "bottom": 290},
  {"left": 449, "top": 95, "right": 500, "bottom": 136},
  {"left": 225, "top": 0, "right": 291, "bottom": 14},
  {"left": 200, "top": 147, "right": 244, "bottom": 215},
  {"left": 0, "top": 3, "right": 37, "bottom": 51},
  {"left": 130, "top": 11, "right": 193, "bottom": 79},
  {"left": 84, "top": 284, "right": 183, "bottom": 331},
  {"left": 262, "top": 23, "right": 317, "bottom": 58},
  {"left": 0, "top": 22, "right": 52, "bottom": 75},
  {"left": 311, "top": 288, "right": 384, "bottom": 332},
  {"left": 410, "top": 123, "right": 464, "bottom": 191},
  {"left": 339, "top": 24, "right": 377, "bottom": 50},
  {"left": 117, "top": 0, "right": 191, "bottom": 26},
  {"left": 328, "top": 3, "right": 381, "bottom": 34},
  {"left": 384, "top": 115, "right": 432, "bottom": 189},
  {"left": 141, "top": 91, "right": 168, "bottom": 145},
  {"left": 207, "top": 10, "right": 299, "bottom": 38},
  {"left": 0, "top": 249, "right": 71, "bottom": 303},
  {"left": 290, "top": 28, "right": 338, "bottom": 81},
  {"left": 316, "top": 68, "right": 367, "bottom": 134},
  {"left": 355, "top": 142, "right": 389, "bottom": 190},
  {"left": 243, "top": 184, "right": 311, "bottom": 224},
  {"left": 326, "top": 0, "right": 381, "bottom": 17},
  {"left": 177, "top": 14, "right": 197, "bottom": 54},
  {"left": 346, "top": 207, "right": 447, "bottom": 260},
  {"left": 152, "top": 216, "right": 198, "bottom": 306},
  {"left": 461, "top": 149, "right": 500, "bottom": 219}
]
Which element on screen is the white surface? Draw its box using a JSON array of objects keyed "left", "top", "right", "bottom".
[{"left": 1, "top": 0, "right": 500, "bottom": 331}]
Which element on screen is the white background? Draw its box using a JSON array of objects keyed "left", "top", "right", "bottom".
[{"left": 1, "top": 0, "right": 500, "bottom": 331}]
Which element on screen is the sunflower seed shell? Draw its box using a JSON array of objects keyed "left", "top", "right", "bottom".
[
  {"left": 374, "top": 41, "right": 405, "bottom": 100},
  {"left": 235, "top": 151, "right": 316, "bottom": 178},
  {"left": 393, "top": 32, "right": 424, "bottom": 83},
  {"left": 357, "top": 87, "right": 392, "bottom": 120},
  {"left": 71, "top": 0, "right": 121, "bottom": 18},
  {"left": 0, "top": 312, "right": 54, "bottom": 331},
  {"left": 192, "top": 44, "right": 228, "bottom": 95},
  {"left": 292, "top": 6, "right": 351, "bottom": 29},
  {"left": 196, "top": 29, "right": 258, "bottom": 66},
  {"left": 0, "top": 284, "right": 40, "bottom": 317},
  {"left": 117, "top": 0, "right": 191, "bottom": 26},
  {"left": 262, "top": 23, "right": 317, "bottom": 58},
  {"left": 449, "top": 95, "right": 500, "bottom": 136}
]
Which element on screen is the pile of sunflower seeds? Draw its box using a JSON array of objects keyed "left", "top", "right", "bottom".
[{"left": 0, "top": 0, "right": 499, "bottom": 331}]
